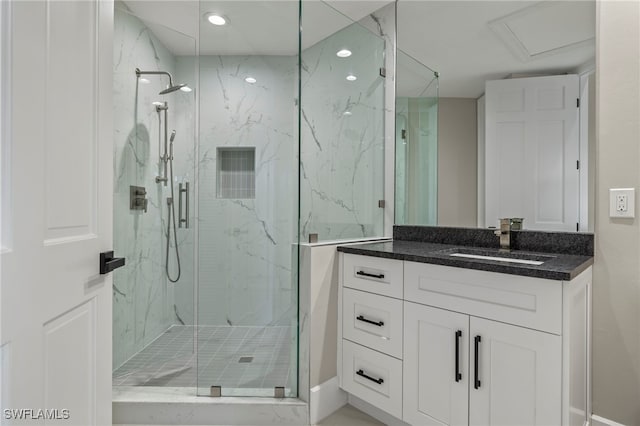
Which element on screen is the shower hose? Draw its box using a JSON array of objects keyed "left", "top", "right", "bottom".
[{"left": 165, "top": 155, "right": 181, "bottom": 283}]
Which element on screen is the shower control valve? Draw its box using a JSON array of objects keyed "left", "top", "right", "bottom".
[{"left": 130, "top": 185, "right": 149, "bottom": 213}]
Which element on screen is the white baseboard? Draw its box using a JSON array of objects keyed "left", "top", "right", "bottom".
[
  {"left": 310, "top": 377, "right": 348, "bottom": 424},
  {"left": 348, "top": 394, "right": 410, "bottom": 426},
  {"left": 591, "top": 414, "right": 627, "bottom": 426}
]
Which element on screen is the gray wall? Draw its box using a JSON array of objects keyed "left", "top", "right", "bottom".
[
  {"left": 437, "top": 98, "right": 478, "bottom": 227},
  {"left": 593, "top": 1, "right": 640, "bottom": 423}
]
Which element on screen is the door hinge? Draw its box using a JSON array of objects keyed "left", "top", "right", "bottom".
[
  {"left": 577, "top": 222, "right": 580, "bottom": 232},
  {"left": 577, "top": 98, "right": 580, "bottom": 108},
  {"left": 379, "top": 67, "right": 386, "bottom": 78},
  {"left": 577, "top": 160, "right": 580, "bottom": 170},
  {"left": 401, "top": 129, "right": 407, "bottom": 140},
  {"left": 378, "top": 200, "right": 386, "bottom": 208}
]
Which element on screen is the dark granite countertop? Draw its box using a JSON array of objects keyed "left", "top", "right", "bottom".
[{"left": 337, "top": 240, "right": 594, "bottom": 281}]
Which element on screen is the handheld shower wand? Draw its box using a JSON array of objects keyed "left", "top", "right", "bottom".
[
  {"left": 169, "top": 130, "right": 176, "bottom": 160},
  {"left": 165, "top": 128, "right": 181, "bottom": 283}
]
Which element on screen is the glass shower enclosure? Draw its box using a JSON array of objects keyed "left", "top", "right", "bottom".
[
  {"left": 112, "top": 0, "right": 391, "bottom": 400},
  {"left": 112, "top": 0, "right": 301, "bottom": 398}
]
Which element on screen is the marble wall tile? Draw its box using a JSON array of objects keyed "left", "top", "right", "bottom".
[{"left": 195, "top": 56, "right": 297, "bottom": 330}]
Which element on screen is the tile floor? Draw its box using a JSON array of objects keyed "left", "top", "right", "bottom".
[
  {"left": 113, "top": 325, "right": 293, "bottom": 390},
  {"left": 113, "top": 404, "right": 382, "bottom": 426},
  {"left": 316, "top": 404, "right": 383, "bottom": 426}
]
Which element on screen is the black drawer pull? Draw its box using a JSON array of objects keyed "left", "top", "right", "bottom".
[
  {"left": 474, "top": 335, "right": 482, "bottom": 389},
  {"left": 356, "top": 315, "right": 384, "bottom": 327},
  {"left": 356, "top": 369, "right": 384, "bottom": 385},
  {"left": 100, "top": 251, "right": 125, "bottom": 274},
  {"left": 356, "top": 271, "right": 385, "bottom": 279},
  {"left": 455, "top": 330, "right": 462, "bottom": 382}
]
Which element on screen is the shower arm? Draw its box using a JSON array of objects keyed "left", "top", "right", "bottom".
[{"left": 136, "top": 68, "right": 175, "bottom": 87}]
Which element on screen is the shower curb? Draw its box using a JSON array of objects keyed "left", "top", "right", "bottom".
[{"left": 113, "top": 387, "right": 308, "bottom": 425}]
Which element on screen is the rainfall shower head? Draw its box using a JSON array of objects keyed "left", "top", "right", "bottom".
[{"left": 159, "top": 84, "right": 188, "bottom": 95}]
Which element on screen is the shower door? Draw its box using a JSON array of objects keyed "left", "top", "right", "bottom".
[{"left": 195, "top": 0, "right": 300, "bottom": 397}]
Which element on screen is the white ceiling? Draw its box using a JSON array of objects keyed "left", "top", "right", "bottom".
[
  {"left": 398, "top": 1, "right": 595, "bottom": 97},
  {"left": 121, "top": 0, "right": 596, "bottom": 98}
]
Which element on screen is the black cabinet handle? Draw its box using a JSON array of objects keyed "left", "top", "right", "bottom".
[
  {"left": 356, "top": 369, "right": 384, "bottom": 385},
  {"left": 356, "top": 315, "right": 384, "bottom": 327},
  {"left": 356, "top": 271, "right": 385, "bottom": 279},
  {"left": 455, "top": 330, "right": 462, "bottom": 382},
  {"left": 100, "top": 251, "right": 125, "bottom": 274},
  {"left": 474, "top": 335, "right": 482, "bottom": 389}
]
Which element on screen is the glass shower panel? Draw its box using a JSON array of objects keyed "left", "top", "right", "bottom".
[
  {"left": 112, "top": 5, "right": 197, "bottom": 388},
  {"left": 196, "top": 1, "right": 299, "bottom": 397},
  {"left": 300, "top": 3, "right": 386, "bottom": 242},
  {"left": 395, "top": 50, "right": 439, "bottom": 226}
]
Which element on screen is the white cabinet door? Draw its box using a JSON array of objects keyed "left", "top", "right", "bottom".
[
  {"left": 469, "top": 317, "right": 562, "bottom": 426},
  {"left": 485, "top": 75, "right": 579, "bottom": 231},
  {"left": 404, "top": 302, "right": 469, "bottom": 426},
  {"left": 1, "top": 1, "right": 113, "bottom": 424}
]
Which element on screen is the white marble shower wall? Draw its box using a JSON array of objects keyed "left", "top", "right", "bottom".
[
  {"left": 112, "top": 7, "right": 196, "bottom": 370},
  {"left": 300, "top": 19, "right": 387, "bottom": 241},
  {"left": 195, "top": 56, "right": 297, "bottom": 327}
]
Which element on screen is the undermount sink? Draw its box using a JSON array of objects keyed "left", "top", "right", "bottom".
[{"left": 440, "top": 248, "right": 556, "bottom": 266}]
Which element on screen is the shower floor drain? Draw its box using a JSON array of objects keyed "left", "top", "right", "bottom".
[{"left": 238, "top": 356, "right": 253, "bottom": 363}]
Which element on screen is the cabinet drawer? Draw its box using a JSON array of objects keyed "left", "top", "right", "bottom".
[
  {"left": 341, "top": 340, "right": 402, "bottom": 419},
  {"left": 343, "top": 288, "right": 403, "bottom": 359},
  {"left": 405, "top": 261, "right": 562, "bottom": 335},
  {"left": 343, "top": 254, "right": 403, "bottom": 299}
]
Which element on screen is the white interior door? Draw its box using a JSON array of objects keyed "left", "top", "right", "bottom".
[
  {"left": 485, "top": 75, "right": 579, "bottom": 231},
  {"left": 1, "top": 1, "right": 113, "bottom": 424}
]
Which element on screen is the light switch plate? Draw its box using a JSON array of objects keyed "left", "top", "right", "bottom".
[{"left": 609, "top": 188, "right": 635, "bottom": 218}]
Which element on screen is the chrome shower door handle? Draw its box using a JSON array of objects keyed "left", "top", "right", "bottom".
[{"left": 178, "top": 182, "right": 189, "bottom": 229}]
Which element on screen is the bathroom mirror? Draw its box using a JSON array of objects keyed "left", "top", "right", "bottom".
[{"left": 396, "top": 0, "right": 596, "bottom": 233}]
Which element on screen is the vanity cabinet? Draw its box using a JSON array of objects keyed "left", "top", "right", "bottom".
[
  {"left": 339, "top": 254, "right": 404, "bottom": 418},
  {"left": 338, "top": 253, "right": 592, "bottom": 426},
  {"left": 404, "top": 302, "right": 561, "bottom": 425}
]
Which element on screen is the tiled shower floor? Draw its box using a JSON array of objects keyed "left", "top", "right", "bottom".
[{"left": 113, "top": 325, "right": 293, "bottom": 389}]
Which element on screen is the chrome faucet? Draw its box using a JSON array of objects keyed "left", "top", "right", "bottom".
[
  {"left": 494, "top": 218, "right": 511, "bottom": 251},
  {"left": 493, "top": 218, "right": 524, "bottom": 250}
]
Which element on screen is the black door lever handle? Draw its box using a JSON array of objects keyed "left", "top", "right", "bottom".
[{"left": 100, "top": 251, "right": 125, "bottom": 274}]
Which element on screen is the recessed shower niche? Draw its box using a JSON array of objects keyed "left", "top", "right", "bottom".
[{"left": 216, "top": 147, "right": 256, "bottom": 199}]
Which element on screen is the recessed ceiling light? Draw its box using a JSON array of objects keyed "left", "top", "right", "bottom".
[
  {"left": 180, "top": 85, "right": 192, "bottom": 92},
  {"left": 245, "top": 77, "right": 257, "bottom": 84},
  {"left": 152, "top": 101, "right": 163, "bottom": 106},
  {"left": 343, "top": 111, "right": 353, "bottom": 116},
  {"left": 206, "top": 13, "right": 227, "bottom": 26},
  {"left": 346, "top": 74, "right": 357, "bottom": 81},
  {"left": 336, "top": 49, "right": 352, "bottom": 58},
  {"left": 139, "top": 78, "right": 151, "bottom": 84}
]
